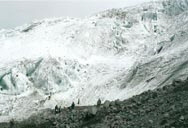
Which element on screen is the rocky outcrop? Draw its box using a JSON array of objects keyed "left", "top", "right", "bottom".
[{"left": 1, "top": 78, "right": 188, "bottom": 128}]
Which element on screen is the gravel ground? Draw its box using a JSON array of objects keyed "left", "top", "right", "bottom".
[{"left": 1, "top": 79, "right": 188, "bottom": 128}]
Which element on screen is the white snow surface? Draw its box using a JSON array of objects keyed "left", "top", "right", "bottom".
[{"left": 1, "top": 0, "right": 188, "bottom": 122}]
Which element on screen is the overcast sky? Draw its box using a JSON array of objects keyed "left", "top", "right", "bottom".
[{"left": 0, "top": 0, "right": 153, "bottom": 29}]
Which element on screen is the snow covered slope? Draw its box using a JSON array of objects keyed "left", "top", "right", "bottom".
[{"left": 1, "top": 0, "right": 188, "bottom": 122}]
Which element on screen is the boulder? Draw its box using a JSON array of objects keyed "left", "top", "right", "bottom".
[
  {"left": 89, "top": 106, "right": 98, "bottom": 115},
  {"left": 103, "top": 100, "right": 111, "bottom": 108},
  {"left": 115, "top": 99, "right": 121, "bottom": 106}
]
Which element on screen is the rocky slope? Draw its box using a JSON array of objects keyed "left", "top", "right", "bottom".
[
  {"left": 1, "top": 0, "right": 188, "bottom": 122},
  {"left": 1, "top": 78, "right": 188, "bottom": 128}
]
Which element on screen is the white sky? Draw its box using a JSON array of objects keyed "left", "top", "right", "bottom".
[{"left": 0, "top": 0, "right": 153, "bottom": 29}]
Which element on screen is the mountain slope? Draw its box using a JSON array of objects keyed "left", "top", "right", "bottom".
[
  {"left": 1, "top": 75, "right": 188, "bottom": 128},
  {"left": 0, "top": 0, "right": 188, "bottom": 122}
]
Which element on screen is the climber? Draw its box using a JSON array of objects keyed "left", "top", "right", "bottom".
[
  {"left": 55, "top": 105, "right": 59, "bottom": 114},
  {"left": 71, "top": 102, "right": 75, "bottom": 109},
  {"left": 58, "top": 106, "right": 61, "bottom": 113},
  {"left": 9, "top": 119, "right": 14, "bottom": 128},
  {"left": 97, "top": 99, "right": 101, "bottom": 107}
]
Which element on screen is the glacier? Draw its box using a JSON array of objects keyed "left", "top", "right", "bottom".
[{"left": 1, "top": 0, "right": 188, "bottom": 122}]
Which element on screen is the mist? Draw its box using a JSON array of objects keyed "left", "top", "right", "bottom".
[{"left": 0, "top": 0, "right": 153, "bottom": 29}]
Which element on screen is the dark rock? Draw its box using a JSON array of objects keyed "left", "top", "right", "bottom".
[
  {"left": 180, "top": 116, "right": 185, "bottom": 121},
  {"left": 149, "top": 120, "right": 153, "bottom": 124},
  {"left": 164, "top": 113, "right": 169, "bottom": 118},
  {"left": 160, "top": 119, "right": 167, "bottom": 125},
  {"left": 115, "top": 99, "right": 121, "bottom": 106},
  {"left": 170, "top": 35, "right": 175, "bottom": 41},
  {"left": 172, "top": 79, "right": 182, "bottom": 87},
  {"left": 103, "top": 100, "right": 110, "bottom": 108},
  {"left": 89, "top": 106, "right": 98, "bottom": 115},
  {"left": 151, "top": 92, "right": 158, "bottom": 98},
  {"left": 110, "top": 101, "right": 115, "bottom": 106},
  {"left": 1, "top": 78, "right": 188, "bottom": 128}
]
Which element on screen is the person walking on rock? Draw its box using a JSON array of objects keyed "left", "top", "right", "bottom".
[
  {"left": 97, "top": 99, "right": 101, "bottom": 107},
  {"left": 55, "top": 105, "right": 59, "bottom": 114},
  {"left": 71, "top": 102, "right": 75, "bottom": 109}
]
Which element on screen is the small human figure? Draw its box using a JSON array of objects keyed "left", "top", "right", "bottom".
[
  {"left": 97, "top": 99, "right": 101, "bottom": 107},
  {"left": 58, "top": 106, "right": 61, "bottom": 113},
  {"left": 77, "top": 99, "right": 80, "bottom": 105},
  {"left": 55, "top": 105, "right": 59, "bottom": 114},
  {"left": 71, "top": 102, "right": 75, "bottom": 109},
  {"left": 9, "top": 119, "right": 14, "bottom": 128},
  {"left": 48, "top": 92, "right": 52, "bottom": 100},
  {"left": 48, "top": 95, "right": 51, "bottom": 100}
]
